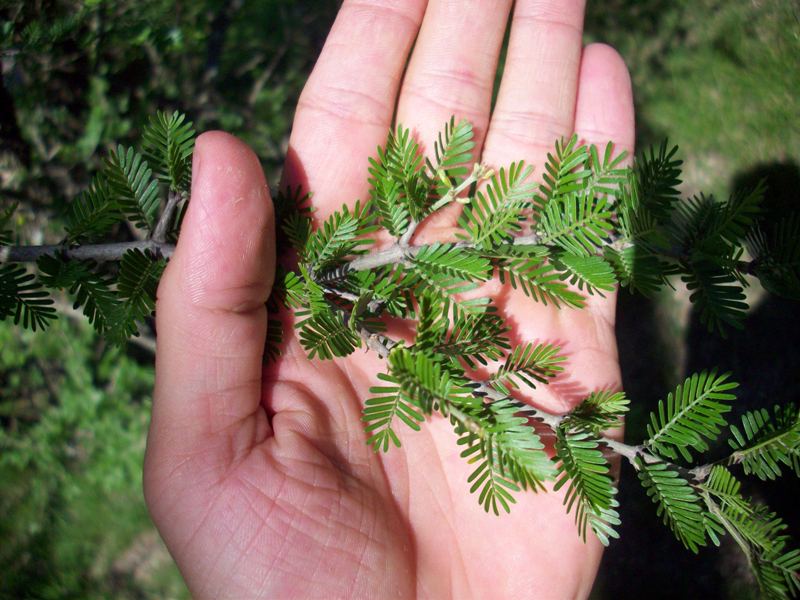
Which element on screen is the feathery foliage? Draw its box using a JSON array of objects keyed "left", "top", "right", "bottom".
[
  {"left": 555, "top": 428, "right": 620, "bottom": 545},
  {"left": 637, "top": 459, "right": 708, "bottom": 553},
  {"left": 645, "top": 370, "right": 738, "bottom": 462},
  {"left": 104, "top": 145, "right": 160, "bottom": 230},
  {"left": 0, "top": 265, "right": 56, "bottom": 331},
  {"left": 700, "top": 466, "right": 800, "bottom": 599},
  {"left": 64, "top": 179, "right": 124, "bottom": 243},
  {"left": 458, "top": 162, "right": 534, "bottom": 249},
  {"left": 2, "top": 113, "right": 799, "bottom": 597},
  {"left": 141, "top": 110, "right": 196, "bottom": 191},
  {"left": 728, "top": 404, "right": 800, "bottom": 480}
]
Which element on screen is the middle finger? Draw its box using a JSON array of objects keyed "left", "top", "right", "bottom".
[
  {"left": 483, "top": 0, "right": 586, "bottom": 169},
  {"left": 395, "top": 0, "right": 512, "bottom": 165}
]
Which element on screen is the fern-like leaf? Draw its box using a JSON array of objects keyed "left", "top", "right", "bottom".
[
  {"left": 104, "top": 145, "right": 160, "bottom": 230},
  {"left": 728, "top": 404, "right": 800, "bottom": 480},
  {"left": 414, "top": 294, "right": 509, "bottom": 368},
  {"left": 554, "top": 428, "right": 620, "bottom": 545},
  {"left": 645, "top": 370, "right": 738, "bottom": 461},
  {"left": 552, "top": 253, "right": 617, "bottom": 296},
  {"left": 369, "top": 125, "right": 430, "bottom": 223},
  {"left": 458, "top": 162, "right": 534, "bottom": 250},
  {"left": 637, "top": 458, "right": 708, "bottom": 553},
  {"left": 457, "top": 399, "right": 554, "bottom": 514},
  {"left": 747, "top": 214, "right": 800, "bottom": 300},
  {"left": 363, "top": 376, "right": 425, "bottom": 452},
  {"left": 700, "top": 467, "right": 800, "bottom": 599},
  {"left": 297, "top": 308, "right": 361, "bottom": 360},
  {"left": 634, "top": 140, "right": 682, "bottom": 221},
  {"left": 490, "top": 342, "right": 565, "bottom": 394},
  {"left": 141, "top": 110, "right": 196, "bottom": 191},
  {"left": 64, "top": 178, "right": 123, "bottom": 242},
  {"left": 115, "top": 249, "right": 165, "bottom": 340},
  {"left": 492, "top": 245, "right": 586, "bottom": 308},
  {"left": 604, "top": 245, "right": 671, "bottom": 297},
  {"left": 681, "top": 260, "right": 748, "bottom": 335},
  {"left": 536, "top": 135, "right": 590, "bottom": 207},
  {"left": 429, "top": 117, "right": 475, "bottom": 183},
  {"left": 566, "top": 390, "right": 630, "bottom": 434},
  {"left": 382, "top": 348, "right": 479, "bottom": 416},
  {"left": 410, "top": 243, "right": 491, "bottom": 296},
  {"left": 37, "top": 255, "right": 123, "bottom": 336},
  {"left": 305, "top": 200, "right": 375, "bottom": 270},
  {"left": 0, "top": 264, "right": 56, "bottom": 331},
  {"left": 538, "top": 192, "right": 615, "bottom": 256}
]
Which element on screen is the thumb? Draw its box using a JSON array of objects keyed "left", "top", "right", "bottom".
[{"left": 148, "top": 131, "right": 275, "bottom": 469}]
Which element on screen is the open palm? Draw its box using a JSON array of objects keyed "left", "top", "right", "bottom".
[{"left": 145, "top": 1, "right": 634, "bottom": 598}]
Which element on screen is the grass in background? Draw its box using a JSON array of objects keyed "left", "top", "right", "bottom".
[{"left": 0, "top": 319, "right": 187, "bottom": 599}]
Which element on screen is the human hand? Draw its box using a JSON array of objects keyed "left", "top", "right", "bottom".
[{"left": 144, "top": 1, "right": 634, "bottom": 598}]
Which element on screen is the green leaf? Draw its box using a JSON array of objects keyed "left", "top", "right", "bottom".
[
  {"left": 553, "top": 253, "right": 617, "bottom": 296},
  {"left": 536, "top": 135, "right": 590, "bottom": 207},
  {"left": 382, "top": 347, "right": 478, "bottom": 417},
  {"left": 490, "top": 342, "right": 565, "bottom": 395},
  {"left": 537, "top": 192, "right": 615, "bottom": 256},
  {"left": 637, "top": 458, "right": 708, "bottom": 553},
  {"left": 346, "top": 266, "right": 412, "bottom": 318},
  {"left": 264, "top": 316, "right": 283, "bottom": 363},
  {"left": 700, "top": 467, "right": 800, "bottom": 599},
  {"left": 604, "top": 245, "right": 670, "bottom": 297},
  {"left": 141, "top": 110, "right": 196, "bottom": 191},
  {"left": 458, "top": 161, "right": 534, "bottom": 250},
  {"left": 369, "top": 125, "right": 430, "bottom": 224},
  {"left": 429, "top": 117, "right": 475, "bottom": 183},
  {"left": 64, "top": 178, "right": 123, "bottom": 242},
  {"left": 728, "top": 404, "right": 800, "bottom": 480},
  {"left": 363, "top": 375, "right": 425, "bottom": 452},
  {"left": 458, "top": 399, "right": 554, "bottom": 515},
  {"left": 713, "top": 182, "right": 764, "bottom": 246},
  {"left": 0, "top": 264, "right": 56, "bottom": 331},
  {"left": 103, "top": 145, "right": 160, "bottom": 230},
  {"left": 410, "top": 243, "right": 491, "bottom": 295},
  {"left": 566, "top": 390, "right": 630, "bottom": 434},
  {"left": 747, "top": 214, "right": 800, "bottom": 300},
  {"left": 492, "top": 245, "right": 586, "bottom": 308},
  {"left": 275, "top": 186, "right": 313, "bottom": 251},
  {"left": 37, "top": 255, "right": 124, "bottom": 337},
  {"left": 115, "top": 249, "right": 165, "bottom": 340},
  {"left": 634, "top": 140, "right": 682, "bottom": 221},
  {"left": 305, "top": 199, "right": 375, "bottom": 270},
  {"left": 586, "top": 141, "right": 629, "bottom": 199},
  {"left": 681, "top": 260, "right": 748, "bottom": 335},
  {"left": 297, "top": 307, "right": 361, "bottom": 360},
  {"left": 414, "top": 293, "right": 509, "bottom": 368},
  {"left": 554, "top": 428, "right": 620, "bottom": 545},
  {"left": 645, "top": 370, "right": 738, "bottom": 462}
]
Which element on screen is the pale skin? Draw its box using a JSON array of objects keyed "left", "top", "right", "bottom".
[{"left": 144, "top": 1, "right": 635, "bottom": 598}]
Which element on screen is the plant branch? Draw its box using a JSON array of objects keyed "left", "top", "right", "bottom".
[
  {"left": 345, "top": 232, "right": 627, "bottom": 273},
  {"left": 151, "top": 190, "right": 184, "bottom": 243},
  {"left": 358, "top": 326, "right": 658, "bottom": 469},
  {"left": 0, "top": 240, "right": 175, "bottom": 264}
]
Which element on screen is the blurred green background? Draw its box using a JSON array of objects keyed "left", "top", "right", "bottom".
[{"left": 1, "top": 1, "right": 797, "bottom": 598}]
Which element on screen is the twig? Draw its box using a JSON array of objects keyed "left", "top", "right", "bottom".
[
  {"left": 151, "top": 190, "right": 184, "bottom": 243},
  {"left": 346, "top": 232, "right": 630, "bottom": 273},
  {"left": 358, "top": 328, "right": 700, "bottom": 475},
  {"left": 398, "top": 220, "right": 418, "bottom": 248},
  {"left": 0, "top": 240, "right": 175, "bottom": 264}
]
